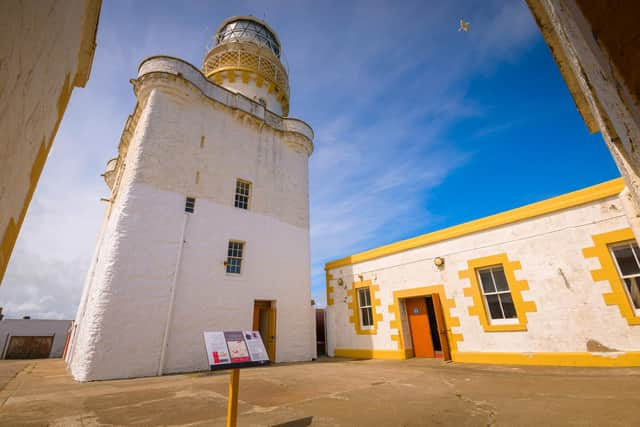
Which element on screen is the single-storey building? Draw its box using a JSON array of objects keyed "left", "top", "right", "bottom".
[
  {"left": 325, "top": 178, "right": 640, "bottom": 366},
  {"left": 0, "top": 319, "right": 72, "bottom": 359}
]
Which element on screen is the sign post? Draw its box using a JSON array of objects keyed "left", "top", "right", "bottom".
[
  {"left": 203, "top": 330, "right": 270, "bottom": 427},
  {"left": 226, "top": 368, "right": 240, "bottom": 427}
]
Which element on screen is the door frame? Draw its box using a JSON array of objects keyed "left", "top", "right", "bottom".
[
  {"left": 390, "top": 285, "right": 460, "bottom": 361},
  {"left": 253, "top": 300, "right": 276, "bottom": 362}
]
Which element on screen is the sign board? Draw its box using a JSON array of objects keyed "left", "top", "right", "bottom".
[{"left": 203, "top": 330, "right": 270, "bottom": 370}]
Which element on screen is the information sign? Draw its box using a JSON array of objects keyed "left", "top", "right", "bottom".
[{"left": 203, "top": 330, "right": 270, "bottom": 370}]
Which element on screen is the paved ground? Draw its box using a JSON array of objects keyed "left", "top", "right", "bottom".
[{"left": 0, "top": 358, "right": 639, "bottom": 426}]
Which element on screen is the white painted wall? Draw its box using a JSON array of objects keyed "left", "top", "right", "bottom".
[
  {"left": 0, "top": 0, "right": 99, "bottom": 284},
  {"left": 0, "top": 319, "right": 71, "bottom": 358},
  {"left": 327, "top": 195, "right": 640, "bottom": 355},
  {"left": 68, "top": 55, "right": 315, "bottom": 381}
]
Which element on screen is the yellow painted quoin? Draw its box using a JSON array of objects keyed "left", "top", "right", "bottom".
[
  {"left": 582, "top": 227, "right": 640, "bottom": 325},
  {"left": 459, "top": 254, "right": 537, "bottom": 332},
  {"left": 325, "top": 271, "right": 334, "bottom": 306},
  {"left": 347, "top": 279, "right": 383, "bottom": 335}
]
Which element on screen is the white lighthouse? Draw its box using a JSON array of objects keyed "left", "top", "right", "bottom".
[{"left": 67, "top": 16, "right": 315, "bottom": 381}]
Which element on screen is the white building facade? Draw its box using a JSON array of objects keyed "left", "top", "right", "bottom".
[
  {"left": 67, "top": 17, "right": 316, "bottom": 381},
  {"left": 326, "top": 179, "right": 640, "bottom": 366}
]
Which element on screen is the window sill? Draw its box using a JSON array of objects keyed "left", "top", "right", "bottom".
[
  {"left": 483, "top": 320, "right": 527, "bottom": 332},
  {"left": 488, "top": 318, "right": 519, "bottom": 326}
]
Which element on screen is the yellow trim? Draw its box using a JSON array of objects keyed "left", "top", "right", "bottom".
[
  {"left": 459, "top": 254, "right": 537, "bottom": 332},
  {"left": 388, "top": 285, "right": 463, "bottom": 352},
  {"left": 334, "top": 348, "right": 640, "bottom": 367},
  {"left": 207, "top": 66, "right": 289, "bottom": 114},
  {"left": 454, "top": 351, "right": 640, "bottom": 367},
  {"left": 241, "top": 71, "right": 250, "bottom": 84},
  {"left": 334, "top": 348, "right": 412, "bottom": 360},
  {"left": 582, "top": 228, "right": 640, "bottom": 325},
  {"left": 226, "top": 369, "right": 240, "bottom": 427},
  {"left": 325, "top": 178, "right": 624, "bottom": 271},
  {"left": 348, "top": 280, "right": 382, "bottom": 335},
  {"left": 326, "top": 271, "right": 334, "bottom": 306},
  {"left": 1, "top": 73, "right": 72, "bottom": 284}
]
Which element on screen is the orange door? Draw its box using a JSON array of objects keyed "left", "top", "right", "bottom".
[{"left": 405, "top": 297, "right": 435, "bottom": 358}]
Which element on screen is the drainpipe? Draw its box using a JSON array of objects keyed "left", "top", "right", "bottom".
[{"left": 158, "top": 213, "right": 189, "bottom": 375}]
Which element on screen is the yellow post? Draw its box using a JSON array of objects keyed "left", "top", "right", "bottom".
[{"left": 226, "top": 368, "right": 240, "bottom": 427}]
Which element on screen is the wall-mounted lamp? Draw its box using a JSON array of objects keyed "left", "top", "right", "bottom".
[
  {"left": 337, "top": 278, "right": 344, "bottom": 288},
  {"left": 434, "top": 257, "right": 445, "bottom": 267},
  {"left": 358, "top": 274, "right": 364, "bottom": 282}
]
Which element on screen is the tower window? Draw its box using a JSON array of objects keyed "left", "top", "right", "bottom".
[
  {"left": 226, "top": 241, "right": 244, "bottom": 274},
  {"left": 185, "top": 197, "right": 196, "bottom": 213},
  {"left": 234, "top": 180, "right": 251, "bottom": 210}
]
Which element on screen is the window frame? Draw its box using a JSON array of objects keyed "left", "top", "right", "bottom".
[
  {"left": 609, "top": 240, "right": 640, "bottom": 315},
  {"left": 459, "top": 253, "right": 536, "bottom": 332},
  {"left": 234, "top": 179, "right": 252, "bottom": 210},
  {"left": 476, "top": 265, "right": 519, "bottom": 325},
  {"left": 225, "top": 240, "right": 245, "bottom": 275},
  {"left": 357, "top": 287, "right": 374, "bottom": 330}
]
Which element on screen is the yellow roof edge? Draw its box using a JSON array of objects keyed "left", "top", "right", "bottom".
[{"left": 324, "top": 178, "right": 625, "bottom": 271}]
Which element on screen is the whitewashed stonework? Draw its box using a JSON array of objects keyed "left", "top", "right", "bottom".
[{"left": 67, "top": 18, "right": 315, "bottom": 381}]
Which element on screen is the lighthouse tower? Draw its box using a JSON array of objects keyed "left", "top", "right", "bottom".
[{"left": 67, "top": 16, "right": 315, "bottom": 381}]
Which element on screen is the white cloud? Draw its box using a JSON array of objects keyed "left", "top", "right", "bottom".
[{"left": 0, "top": 0, "right": 540, "bottom": 317}]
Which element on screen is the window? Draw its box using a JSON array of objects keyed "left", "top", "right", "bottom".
[
  {"left": 357, "top": 287, "right": 373, "bottom": 328},
  {"left": 226, "top": 241, "right": 244, "bottom": 274},
  {"left": 610, "top": 241, "right": 640, "bottom": 310},
  {"left": 185, "top": 197, "right": 195, "bottom": 213},
  {"left": 477, "top": 266, "right": 517, "bottom": 320},
  {"left": 234, "top": 180, "right": 251, "bottom": 210}
]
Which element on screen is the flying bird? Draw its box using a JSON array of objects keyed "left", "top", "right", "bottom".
[{"left": 459, "top": 19, "right": 470, "bottom": 32}]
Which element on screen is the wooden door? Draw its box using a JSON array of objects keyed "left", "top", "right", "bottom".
[
  {"left": 405, "top": 297, "right": 435, "bottom": 358},
  {"left": 253, "top": 301, "right": 276, "bottom": 362},
  {"left": 266, "top": 308, "right": 277, "bottom": 362},
  {"left": 431, "top": 294, "right": 451, "bottom": 361},
  {"left": 5, "top": 336, "right": 53, "bottom": 359}
]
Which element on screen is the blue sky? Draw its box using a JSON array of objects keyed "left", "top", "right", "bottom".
[{"left": 0, "top": 0, "right": 619, "bottom": 318}]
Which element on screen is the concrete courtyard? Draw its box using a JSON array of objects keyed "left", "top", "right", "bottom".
[{"left": 0, "top": 357, "right": 638, "bottom": 426}]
